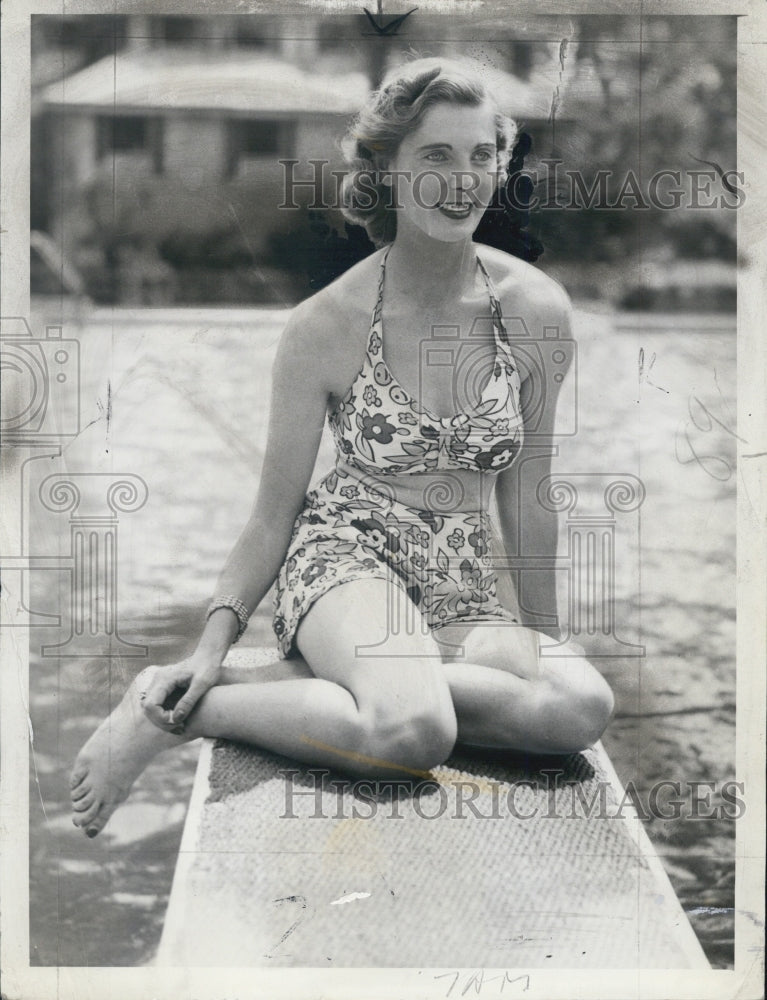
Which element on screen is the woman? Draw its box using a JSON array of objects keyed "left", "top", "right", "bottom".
[{"left": 70, "top": 57, "right": 614, "bottom": 839}]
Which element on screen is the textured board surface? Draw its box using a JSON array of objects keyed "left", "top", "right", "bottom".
[{"left": 157, "top": 648, "right": 709, "bottom": 969}]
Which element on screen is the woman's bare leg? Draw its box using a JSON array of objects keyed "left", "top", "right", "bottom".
[
  {"left": 70, "top": 586, "right": 612, "bottom": 837},
  {"left": 70, "top": 579, "right": 456, "bottom": 837},
  {"left": 199, "top": 628, "right": 612, "bottom": 759},
  {"left": 442, "top": 654, "right": 613, "bottom": 753},
  {"left": 214, "top": 626, "right": 613, "bottom": 757},
  {"left": 436, "top": 623, "right": 615, "bottom": 752},
  {"left": 218, "top": 656, "right": 314, "bottom": 685}
]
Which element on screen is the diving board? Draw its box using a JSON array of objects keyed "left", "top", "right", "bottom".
[{"left": 155, "top": 647, "right": 709, "bottom": 969}]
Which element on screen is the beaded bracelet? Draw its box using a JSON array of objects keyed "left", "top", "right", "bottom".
[{"left": 206, "top": 595, "right": 250, "bottom": 644}]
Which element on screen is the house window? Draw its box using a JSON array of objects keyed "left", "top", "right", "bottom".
[
  {"left": 225, "top": 118, "right": 295, "bottom": 179},
  {"left": 96, "top": 114, "right": 164, "bottom": 174},
  {"left": 159, "top": 17, "right": 198, "bottom": 44},
  {"left": 35, "top": 15, "right": 128, "bottom": 63},
  {"left": 234, "top": 17, "right": 275, "bottom": 48}
]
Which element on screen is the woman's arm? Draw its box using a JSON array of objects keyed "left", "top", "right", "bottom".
[
  {"left": 197, "top": 303, "right": 332, "bottom": 660},
  {"left": 494, "top": 282, "right": 574, "bottom": 641},
  {"left": 144, "top": 297, "right": 341, "bottom": 728}
]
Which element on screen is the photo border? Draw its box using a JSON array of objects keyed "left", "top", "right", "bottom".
[{"left": 1, "top": 1, "right": 764, "bottom": 997}]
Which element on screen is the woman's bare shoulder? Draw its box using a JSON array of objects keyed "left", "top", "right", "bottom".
[
  {"left": 290, "top": 248, "right": 383, "bottom": 323},
  {"left": 476, "top": 244, "right": 572, "bottom": 326},
  {"left": 277, "top": 249, "right": 385, "bottom": 388}
]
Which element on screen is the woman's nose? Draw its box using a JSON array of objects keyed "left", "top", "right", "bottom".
[{"left": 449, "top": 165, "right": 481, "bottom": 198}]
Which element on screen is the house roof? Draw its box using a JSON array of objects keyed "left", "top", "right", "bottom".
[
  {"left": 40, "top": 49, "right": 560, "bottom": 121},
  {"left": 41, "top": 50, "right": 371, "bottom": 115}
]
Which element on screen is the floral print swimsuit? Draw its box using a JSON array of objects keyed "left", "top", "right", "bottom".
[{"left": 273, "top": 245, "right": 524, "bottom": 658}]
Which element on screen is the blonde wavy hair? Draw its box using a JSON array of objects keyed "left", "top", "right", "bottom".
[{"left": 340, "top": 56, "right": 518, "bottom": 247}]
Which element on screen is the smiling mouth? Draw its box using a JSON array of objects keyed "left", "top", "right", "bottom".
[{"left": 437, "top": 203, "right": 474, "bottom": 219}]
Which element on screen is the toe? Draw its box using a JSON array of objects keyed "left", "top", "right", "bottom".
[
  {"left": 71, "top": 792, "right": 95, "bottom": 812},
  {"left": 76, "top": 800, "right": 103, "bottom": 828},
  {"left": 87, "top": 796, "right": 121, "bottom": 838},
  {"left": 72, "top": 802, "right": 98, "bottom": 827},
  {"left": 84, "top": 814, "right": 108, "bottom": 838},
  {"left": 70, "top": 782, "right": 91, "bottom": 802},
  {"left": 70, "top": 766, "right": 89, "bottom": 790}
]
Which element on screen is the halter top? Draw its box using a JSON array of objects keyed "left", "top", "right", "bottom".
[{"left": 328, "top": 246, "right": 524, "bottom": 476}]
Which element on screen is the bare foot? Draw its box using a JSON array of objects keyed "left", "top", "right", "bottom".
[{"left": 69, "top": 665, "right": 193, "bottom": 839}]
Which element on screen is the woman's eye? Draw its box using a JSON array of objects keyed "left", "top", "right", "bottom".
[
  {"left": 473, "top": 150, "right": 494, "bottom": 162},
  {"left": 425, "top": 150, "right": 448, "bottom": 162}
]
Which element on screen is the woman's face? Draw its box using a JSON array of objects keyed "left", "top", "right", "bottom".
[{"left": 385, "top": 98, "right": 500, "bottom": 244}]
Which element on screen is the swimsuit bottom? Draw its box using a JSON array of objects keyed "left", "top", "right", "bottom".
[{"left": 272, "top": 462, "right": 519, "bottom": 659}]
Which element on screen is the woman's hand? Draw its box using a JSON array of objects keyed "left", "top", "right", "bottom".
[{"left": 141, "top": 655, "right": 222, "bottom": 733}]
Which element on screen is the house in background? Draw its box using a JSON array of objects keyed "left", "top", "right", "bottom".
[
  {"left": 38, "top": 48, "right": 368, "bottom": 242},
  {"left": 32, "top": 14, "right": 571, "bottom": 304}
]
